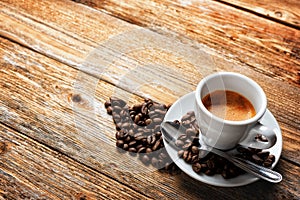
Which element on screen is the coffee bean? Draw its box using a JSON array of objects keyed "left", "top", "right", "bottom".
[
  {"left": 146, "top": 148, "right": 152, "bottom": 153},
  {"left": 175, "top": 140, "right": 184, "bottom": 147},
  {"left": 186, "top": 128, "right": 197, "bottom": 137},
  {"left": 204, "top": 169, "right": 214, "bottom": 176},
  {"left": 141, "top": 155, "right": 150, "bottom": 164},
  {"left": 124, "top": 135, "right": 131, "bottom": 142},
  {"left": 152, "top": 139, "right": 161, "bottom": 151},
  {"left": 134, "top": 115, "right": 140, "bottom": 124},
  {"left": 257, "top": 151, "right": 270, "bottom": 160},
  {"left": 178, "top": 150, "right": 184, "bottom": 158},
  {"left": 192, "top": 163, "right": 202, "bottom": 173},
  {"left": 128, "top": 140, "right": 137, "bottom": 147},
  {"left": 183, "top": 150, "right": 189, "bottom": 160},
  {"left": 135, "top": 135, "right": 146, "bottom": 141},
  {"left": 153, "top": 118, "right": 162, "bottom": 124},
  {"left": 268, "top": 155, "right": 275, "bottom": 162},
  {"left": 145, "top": 118, "right": 152, "bottom": 125},
  {"left": 155, "top": 131, "right": 162, "bottom": 138},
  {"left": 191, "top": 146, "right": 199, "bottom": 154},
  {"left": 191, "top": 155, "right": 198, "bottom": 163},
  {"left": 106, "top": 106, "right": 113, "bottom": 115},
  {"left": 104, "top": 100, "right": 111, "bottom": 108},
  {"left": 128, "top": 147, "right": 137, "bottom": 153},
  {"left": 141, "top": 103, "right": 148, "bottom": 115},
  {"left": 123, "top": 144, "right": 129, "bottom": 151},
  {"left": 137, "top": 147, "right": 146, "bottom": 153},
  {"left": 182, "top": 142, "right": 192, "bottom": 150},
  {"left": 116, "top": 140, "right": 124, "bottom": 148},
  {"left": 136, "top": 144, "right": 143, "bottom": 150},
  {"left": 263, "top": 159, "right": 273, "bottom": 167},
  {"left": 151, "top": 157, "right": 158, "bottom": 167}
]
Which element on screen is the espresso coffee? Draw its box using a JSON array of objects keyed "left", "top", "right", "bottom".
[{"left": 202, "top": 90, "right": 256, "bottom": 121}]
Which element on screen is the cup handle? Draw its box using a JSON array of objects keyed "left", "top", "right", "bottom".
[{"left": 238, "top": 123, "right": 277, "bottom": 149}]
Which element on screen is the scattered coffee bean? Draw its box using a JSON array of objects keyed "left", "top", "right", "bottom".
[
  {"left": 105, "top": 97, "right": 180, "bottom": 173},
  {"left": 106, "top": 98, "right": 276, "bottom": 179},
  {"left": 173, "top": 111, "right": 276, "bottom": 179}
]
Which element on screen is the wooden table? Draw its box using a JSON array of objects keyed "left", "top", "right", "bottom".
[{"left": 0, "top": 0, "right": 299, "bottom": 199}]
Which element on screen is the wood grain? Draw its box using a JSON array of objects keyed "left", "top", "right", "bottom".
[
  {"left": 0, "top": 0, "right": 299, "bottom": 198},
  {"left": 217, "top": 0, "right": 300, "bottom": 28},
  {"left": 72, "top": 0, "right": 300, "bottom": 86},
  {"left": 0, "top": 123, "right": 149, "bottom": 200},
  {"left": 0, "top": 0, "right": 299, "bottom": 162},
  {"left": 0, "top": 35, "right": 299, "bottom": 199}
]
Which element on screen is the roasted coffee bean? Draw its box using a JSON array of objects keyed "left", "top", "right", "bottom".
[
  {"left": 115, "top": 131, "right": 122, "bottom": 140},
  {"left": 268, "top": 155, "right": 275, "bottom": 162},
  {"left": 141, "top": 155, "right": 150, "bottom": 164},
  {"left": 154, "top": 125, "right": 161, "bottom": 132},
  {"left": 145, "top": 118, "right": 152, "bottom": 125},
  {"left": 141, "top": 103, "right": 148, "bottom": 115},
  {"left": 128, "top": 140, "right": 137, "bottom": 147},
  {"left": 135, "top": 135, "right": 146, "bottom": 141},
  {"left": 136, "top": 144, "right": 143, "bottom": 150},
  {"left": 153, "top": 118, "right": 162, "bottom": 124},
  {"left": 124, "top": 135, "right": 131, "bottom": 142},
  {"left": 155, "top": 131, "right": 162, "bottom": 138},
  {"left": 146, "top": 148, "right": 152, "bottom": 153},
  {"left": 137, "top": 121, "right": 145, "bottom": 126},
  {"left": 204, "top": 169, "right": 214, "bottom": 176},
  {"left": 128, "top": 147, "right": 137, "bottom": 153},
  {"left": 106, "top": 106, "right": 113, "bottom": 115},
  {"left": 159, "top": 152, "right": 167, "bottom": 160},
  {"left": 104, "top": 100, "right": 111, "bottom": 108},
  {"left": 152, "top": 139, "right": 161, "bottom": 151},
  {"left": 151, "top": 157, "right": 159, "bottom": 167},
  {"left": 177, "top": 150, "right": 184, "bottom": 157},
  {"left": 257, "top": 151, "right": 270, "bottom": 160},
  {"left": 255, "top": 134, "right": 268, "bottom": 142},
  {"left": 181, "top": 114, "right": 191, "bottom": 122},
  {"left": 116, "top": 140, "right": 124, "bottom": 148},
  {"left": 175, "top": 140, "right": 184, "bottom": 147},
  {"left": 177, "top": 134, "right": 187, "bottom": 141},
  {"left": 191, "top": 155, "right": 198, "bottom": 163},
  {"left": 191, "top": 146, "right": 199, "bottom": 154},
  {"left": 186, "top": 128, "right": 197, "bottom": 137},
  {"left": 182, "top": 150, "right": 189, "bottom": 161},
  {"left": 137, "top": 147, "right": 146, "bottom": 153},
  {"left": 182, "top": 142, "right": 192, "bottom": 150},
  {"left": 123, "top": 144, "right": 129, "bottom": 151},
  {"left": 192, "top": 163, "right": 202, "bottom": 173},
  {"left": 263, "top": 159, "right": 273, "bottom": 167},
  {"left": 134, "top": 115, "right": 140, "bottom": 124}
]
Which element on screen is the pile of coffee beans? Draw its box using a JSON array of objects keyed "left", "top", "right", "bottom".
[
  {"left": 174, "top": 111, "right": 276, "bottom": 179},
  {"left": 105, "top": 97, "right": 181, "bottom": 174},
  {"left": 105, "top": 97, "right": 276, "bottom": 179}
]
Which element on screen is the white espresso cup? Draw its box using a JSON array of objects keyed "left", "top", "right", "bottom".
[{"left": 195, "top": 72, "right": 277, "bottom": 150}]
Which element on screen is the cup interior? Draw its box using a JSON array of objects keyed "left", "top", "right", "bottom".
[{"left": 196, "top": 72, "right": 267, "bottom": 124}]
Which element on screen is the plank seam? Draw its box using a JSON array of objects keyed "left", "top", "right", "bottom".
[{"left": 213, "top": 0, "right": 300, "bottom": 30}]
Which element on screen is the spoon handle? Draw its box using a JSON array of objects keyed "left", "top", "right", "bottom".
[{"left": 209, "top": 148, "right": 282, "bottom": 183}]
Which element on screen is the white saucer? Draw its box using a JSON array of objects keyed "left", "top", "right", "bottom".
[{"left": 163, "top": 92, "right": 282, "bottom": 187}]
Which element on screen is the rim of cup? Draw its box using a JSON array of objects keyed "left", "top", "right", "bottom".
[{"left": 195, "top": 72, "right": 267, "bottom": 125}]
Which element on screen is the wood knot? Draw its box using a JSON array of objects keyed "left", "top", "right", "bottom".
[
  {"left": 75, "top": 192, "right": 89, "bottom": 200},
  {"left": 72, "top": 94, "right": 82, "bottom": 103},
  {"left": 0, "top": 141, "right": 7, "bottom": 154},
  {"left": 274, "top": 11, "right": 282, "bottom": 18}
]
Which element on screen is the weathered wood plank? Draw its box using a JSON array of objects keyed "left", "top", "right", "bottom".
[
  {"left": 0, "top": 0, "right": 299, "bottom": 163},
  {"left": 216, "top": 0, "right": 300, "bottom": 28},
  {"left": 71, "top": 0, "right": 300, "bottom": 86},
  {"left": 0, "top": 36, "right": 299, "bottom": 199},
  {"left": 0, "top": 123, "right": 150, "bottom": 200}
]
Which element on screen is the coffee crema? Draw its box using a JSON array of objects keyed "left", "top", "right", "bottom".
[{"left": 202, "top": 90, "right": 256, "bottom": 121}]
